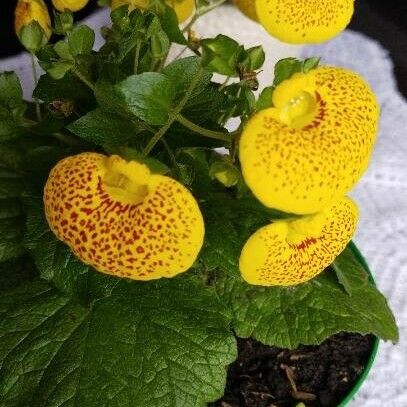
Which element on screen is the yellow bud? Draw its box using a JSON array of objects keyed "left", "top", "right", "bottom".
[
  {"left": 14, "top": 0, "right": 52, "bottom": 40},
  {"left": 52, "top": 0, "right": 90, "bottom": 12},
  {"left": 111, "top": 0, "right": 195, "bottom": 24},
  {"left": 44, "top": 153, "right": 205, "bottom": 281}
]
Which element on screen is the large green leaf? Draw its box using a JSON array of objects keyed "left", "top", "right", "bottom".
[
  {"left": 67, "top": 108, "right": 145, "bottom": 146},
  {"left": 215, "top": 246, "right": 398, "bottom": 349},
  {"left": 115, "top": 72, "right": 175, "bottom": 125},
  {"left": 0, "top": 276, "right": 236, "bottom": 407}
]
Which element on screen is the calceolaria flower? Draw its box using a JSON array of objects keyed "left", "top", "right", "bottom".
[
  {"left": 14, "top": 0, "right": 52, "bottom": 40},
  {"left": 44, "top": 153, "right": 205, "bottom": 280},
  {"left": 52, "top": 0, "right": 89, "bottom": 12},
  {"left": 239, "top": 66, "right": 379, "bottom": 215},
  {"left": 254, "top": 0, "right": 354, "bottom": 44},
  {"left": 239, "top": 197, "right": 358, "bottom": 286},
  {"left": 111, "top": 0, "right": 195, "bottom": 23}
]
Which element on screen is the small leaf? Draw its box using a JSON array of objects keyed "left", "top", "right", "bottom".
[
  {"left": 18, "top": 21, "right": 48, "bottom": 53},
  {"left": 245, "top": 46, "right": 265, "bottom": 71},
  {"left": 201, "top": 35, "right": 243, "bottom": 77},
  {"left": 273, "top": 57, "right": 302, "bottom": 86},
  {"left": 158, "top": 4, "right": 187, "bottom": 45},
  {"left": 47, "top": 61, "right": 74, "bottom": 80},
  {"left": 302, "top": 56, "right": 321, "bottom": 73},
  {"left": 54, "top": 40, "right": 73, "bottom": 60},
  {"left": 256, "top": 86, "right": 274, "bottom": 111},
  {"left": 68, "top": 25, "right": 95, "bottom": 56},
  {"left": 115, "top": 72, "right": 176, "bottom": 125},
  {"left": 150, "top": 30, "right": 170, "bottom": 59}
]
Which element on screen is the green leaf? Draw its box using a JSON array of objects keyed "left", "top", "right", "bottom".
[
  {"left": 0, "top": 72, "right": 26, "bottom": 141},
  {"left": 302, "top": 56, "right": 321, "bottom": 73},
  {"left": 0, "top": 276, "right": 236, "bottom": 407},
  {"left": 201, "top": 35, "right": 243, "bottom": 77},
  {"left": 162, "top": 56, "right": 212, "bottom": 100},
  {"left": 47, "top": 61, "right": 74, "bottom": 80},
  {"left": 0, "top": 72, "right": 24, "bottom": 110},
  {"left": 115, "top": 72, "right": 176, "bottom": 125},
  {"left": 0, "top": 198, "right": 25, "bottom": 263},
  {"left": 332, "top": 246, "right": 370, "bottom": 296},
  {"left": 216, "top": 245, "right": 399, "bottom": 349},
  {"left": 68, "top": 108, "right": 144, "bottom": 146},
  {"left": 273, "top": 57, "right": 302, "bottom": 86},
  {"left": 158, "top": 5, "right": 187, "bottom": 45},
  {"left": 68, "top": 25, "right": 95, "bottom": 56},
  {"left": 0, "top": 168, "right": 25, "bottom": 199},
  {"left": 150, "top": 31, "right": 170, "bottom": 59},
  {"left": 0, "top": 257, "right": 37, "bottom": 292},
  {"left": 17, "top": 21, "right": 48, "bottom": 53},
  {"left": 34, "top": 73, "right": 94, "bottom": 107},
  {"left": 256, "top": 86, "right": 274, "bottom": 111},
  {"left": 244, "top": 46, "right": 265, "bottom": 71}
]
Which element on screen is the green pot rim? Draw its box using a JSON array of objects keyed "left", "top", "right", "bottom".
[{"left": 336, "top": 241, "right": 380, "bottom": 407}]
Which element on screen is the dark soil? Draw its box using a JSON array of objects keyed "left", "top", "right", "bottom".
[{"left": 210, "top": 333, "right": 375, "bottom": 407}]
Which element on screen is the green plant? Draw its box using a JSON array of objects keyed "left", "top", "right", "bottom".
[{"left": 0, "top": 1, "right": 398, "bottom": 406}]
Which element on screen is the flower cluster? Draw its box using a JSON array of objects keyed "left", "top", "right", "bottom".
[
  {"left": 37, "top": 0, "right": 379, "bottom": 287},
  {"left": 238, "top": 66, "right": 379, "bottom": 285}
]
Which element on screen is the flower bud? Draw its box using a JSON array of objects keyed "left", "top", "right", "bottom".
[
  {"left": 15, "top": 0, "right": 52, "bottom": 48},
  {"left": 52, "top": 0, "right": 90, "bottom": 12}
]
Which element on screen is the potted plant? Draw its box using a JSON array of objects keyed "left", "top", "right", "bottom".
[{"left": 0, "top": 1, "right": 398, "bottom": 406}]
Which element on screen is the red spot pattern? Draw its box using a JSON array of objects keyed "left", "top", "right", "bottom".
[{"left": 44, "top": 153, "right": 205, "bottom": 280}]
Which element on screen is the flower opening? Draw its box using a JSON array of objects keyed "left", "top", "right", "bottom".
[
  {"left": 44, "top": 153, "right": 205, "bottom": 280},
  {"left": 239, "top": 66, "right": 379, "bottom": 215},
  {"left": 239, "top": 197, "right": 358, "bottom": 286}
]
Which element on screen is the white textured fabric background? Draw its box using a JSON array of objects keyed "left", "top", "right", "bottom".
[{"left": 1, "top": 5, "right": 406, "bottom": 406}]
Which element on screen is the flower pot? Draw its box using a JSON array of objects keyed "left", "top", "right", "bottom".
[
  {"left": 213, "top": 242, "right": 380, "bottom": 407},
  {"left": 338, "top": 242, "right": 379, "bottom": 407}
]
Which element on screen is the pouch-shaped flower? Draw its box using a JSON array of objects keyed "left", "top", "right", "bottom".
[
  {"left": 239, "top": 197, "right": 358, "bottom": 286},
  {"left": 14, "top": 0, "right": 52, "bottom": 39},
  {"left": 255, "top": 0, "right": 354, "bottom": 44},
  {"left": 111, "top": 0, "right": 195, "bottom": 23},
  {"left": 239, "top": 66, "right": 379, "bottom": 215},
  {"left": 44, "top": 153, "right": 205, "bottom": 280}
]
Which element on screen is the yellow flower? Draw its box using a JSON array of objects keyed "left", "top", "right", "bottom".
[
  {"left": 111, "top": 0, "right": 195, "bottom": 23},
  {"left": 239, "top": 66, "right": 379, "bottom": 215},
  {"left": 44, "top": 153, "right": 205, "bottom": 281},
  {"left": 52, "top": 0, "right": 89, "bottom": 12},
  {"left": 239, "top": 197, "right": 358, "bottom": 286},
  {"left": 255, "top": 0, "right": 354, "bottom": 44},
  {"left": 14, "top": 0, "right": 52, "bottom": 40},
  {"left": 233, "top": 0, "right": 258, "bottom": 22}
]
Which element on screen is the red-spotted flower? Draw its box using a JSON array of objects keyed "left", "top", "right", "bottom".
[
  {"left": 44, "top": 153, "right": 205, "bottom": 280},
  {"left": 239, "top": 197, "right": 358, "bottom": 286}
]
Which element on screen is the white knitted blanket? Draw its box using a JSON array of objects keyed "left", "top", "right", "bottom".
[{"left": 1, "top": 5, "right": 406, "bottom": 406}]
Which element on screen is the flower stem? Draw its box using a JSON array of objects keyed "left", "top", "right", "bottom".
[
  {"left": 72, "top": 67, "right": 95, "bottom": 92},
  {"left": 183, "top": 0, "right": 228, "bottom": 33},
  {"left": 176, "top": 114, "right": 231, "bottom": 142},
  {"left": 134, "top": 40, "right": 141, "bottom": 74},
  {"left": 143, "top": 67, "right": 204, "bottom": 155},
  {"left": 30, "top": 53, "right": 41, "bottom": 121}
]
